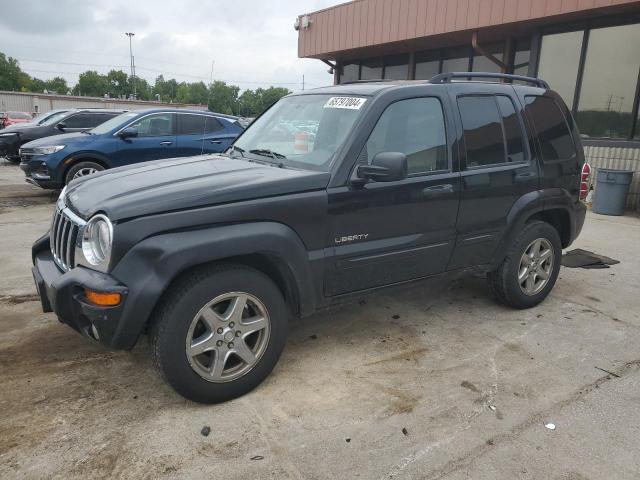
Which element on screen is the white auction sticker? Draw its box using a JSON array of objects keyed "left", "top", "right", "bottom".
[{"left": 323, "top": 97, "right": 367, "bottom": 110}]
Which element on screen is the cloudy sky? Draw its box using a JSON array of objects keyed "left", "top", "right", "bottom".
[{"left": 0, "top": 0, "right": 340, "bottom": 92}]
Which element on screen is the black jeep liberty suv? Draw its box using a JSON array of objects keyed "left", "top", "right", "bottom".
[{"left": 32, "top": 73, "right": 586, "bottom": 403}]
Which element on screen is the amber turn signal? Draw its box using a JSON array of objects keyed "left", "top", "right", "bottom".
[{"left": 85, "top": 289, "right": 121, "bottom": 307}]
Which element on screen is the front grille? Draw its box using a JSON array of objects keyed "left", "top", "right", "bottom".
[{"left": 50, "top": 205, "right": 84, "bottom": 271}]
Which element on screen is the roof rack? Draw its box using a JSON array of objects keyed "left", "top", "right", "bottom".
[
  {"left": 429, "top": 72, "right": 549, "bottom": 89},
  {"left": 339, "top": 79, "right": 389, "bottom": 85}
]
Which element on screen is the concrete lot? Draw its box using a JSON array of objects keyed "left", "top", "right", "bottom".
[{"left": 0, "top": 159, "right": 639, "bottom": 480}]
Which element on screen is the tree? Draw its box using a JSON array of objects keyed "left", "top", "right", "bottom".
[
  {"left": 44, "top": 77, "right": 69, "bottom": 94},
  {"left": 0, "top": 53, "right": 31, "bottom": 91},
  {"left": 208, "top": 80, "right": 239, "bottom": 114},
  {"left": 73, "top": 70, "right": 108, "bottom": 97},
  {"left": 106, "top": 70, "right": 128, "bottom": 98}
]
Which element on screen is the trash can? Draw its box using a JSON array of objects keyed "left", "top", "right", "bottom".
[{"left": 593, "top": 168, "right": 634, "bottom": 216}]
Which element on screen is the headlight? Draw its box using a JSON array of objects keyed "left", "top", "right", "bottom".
[
  {"left": 32, "top": 145, "right": 65, "bottom": 155},
  {"left": 81, "top": 214, "right": 113, "bottom": 268}
]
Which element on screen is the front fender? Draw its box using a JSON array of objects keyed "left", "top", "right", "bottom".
[{"left": 108, "top": 221, "right": 316, "bottom": 349}]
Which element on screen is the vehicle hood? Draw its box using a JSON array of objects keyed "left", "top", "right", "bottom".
[
  {"left": 66, "top": 155, "right": 330, "bottom": 221},
  {"left": 0, "top": 123, "right": 40, "bottom": 135},
  {"left": 21, "top": 132, "right": 91, "bottom": 148}
]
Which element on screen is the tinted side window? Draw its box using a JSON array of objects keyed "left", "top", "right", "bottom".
[
  {"left": 129, "top": 113, "right": 174, "bottom": 137},
  {"left": 63, "top": 113, "right": 92, "bottom": 128},
  {"left": 86, "top": 113, "right": 118, "bottom": 128},
  {"left": 365, "top": 97, "right": 447, "bottom": 174},
  {"left": 496, "top": 96, "right": 526, "bottom": 163},
  {"left": 525, "top": 96, "right": 576, "bottom": 161},
  {"left": 458, "top": 96, "right": 505, "bottom": 168},
  {"left": 177, "top": 114, "right": 205, "bottom": 135},
  {"left": 205, "top": 116, "right": 224, "bottom": 133}
]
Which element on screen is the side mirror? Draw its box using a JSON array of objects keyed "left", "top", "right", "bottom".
[
  {"left": 118, "top": 127, "right": 138, "bottom": 139},
  {"left": 356, "top": 152, "right": 408, "bottom": 182},
  {"left": 56, "top": 122, "right": 66, "bottom": 131}
]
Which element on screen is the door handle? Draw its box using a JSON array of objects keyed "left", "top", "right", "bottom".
[
  {"left": 160, "top": 141, "right": 173, "bottom": 146},
  {"left": 515, "top": 172, "right": 535, "bottom": 182},
  {"left": 210, "top": 139, "right": 223, "bottom": 144},
  {"left": 422, "top": 184, "right": 454, "bottom": 196}
]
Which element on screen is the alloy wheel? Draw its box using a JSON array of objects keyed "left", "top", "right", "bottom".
[
  {"left": 72, "top": 167, "right": 99, "bottom": 179},
  {"left": 518, "top": 238, "right": 554, "bottom": 296},
  {"left": 185, "top": 292, "right": 271, "bottom": 383}
]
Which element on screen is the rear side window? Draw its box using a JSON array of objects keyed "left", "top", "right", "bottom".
[
  {"left": 364, "top": 97, "right": 448, "bottom": 174},
  {"left": 496, "top": 96, "right": 526, "bottom": 163},
  {"left": 205, "top": 116, "right": 224, "bottom": 133},
  {"left": 86, "top": 113, "right": 118, "bottom": 127},
  {"left": 524, "top": 95, "right": 576, "bottom": 161},
  {"left": 177, "top": 114, "right": 205, "bottom": 135},
  {"left": 457, "top": 96, "right": 506, "bottom": 168},
  {"left": 458, "top": 95, "right": 527, "bottom": 168}
]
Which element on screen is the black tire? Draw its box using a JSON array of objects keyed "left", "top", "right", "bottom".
[
  {"left": 64, "top": 161, "right": 104, "bottom": 185},
  {"left": 150, "top": 263, "right": 289, "bottom": 403},
  {"left": 488, "top": 221, "right": 562, "bottom": 309},
  {"left": 4, "top": 156, "right": 20, "bottom": 164}
]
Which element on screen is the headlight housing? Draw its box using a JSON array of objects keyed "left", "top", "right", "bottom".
[
  {"left": 32, "top": 145, "right": 66, "bottom": 155},
  {"left": 81, "top": 214, "right": 113, "bottom": 270}
]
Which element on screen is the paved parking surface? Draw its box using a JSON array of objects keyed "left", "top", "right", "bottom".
[{"left": 1, "top": 159, "right": 639, "bottom": 479}]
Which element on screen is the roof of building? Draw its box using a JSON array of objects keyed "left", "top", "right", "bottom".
[{"left": 297, "top": 0, "right": 640, "bottom": 60}]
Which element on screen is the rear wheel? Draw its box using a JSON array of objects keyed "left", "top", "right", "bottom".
[
  {"left": 488, "top": 221, "right": 561, "bottom": 309},
  {"left": 150, "top": 264, "right": 288, "bottom": 403},
  {"left": 65, "top": 161, "right": 104, "bottom": 185}
]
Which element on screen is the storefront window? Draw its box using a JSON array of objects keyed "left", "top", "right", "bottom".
[
  {"left": 472, "top": 43, "right": 503, "bottom": 73},
  {"left": 415, "top": 51, "right": 440, "bottom": 80},
  {"left": 340, "top": 63, "right": 359, "bottom": 84},
  {"left": 538, "top": 30, "right": 584, "bottom": 107},
  {"left": 442, "top": 47, "right": 471, "bottom": 73},
  {"left": 383, "top": 55, "right": 409, "bottom": 80},
  {"left": 513, "top": 38, "right": 531, "bottom": 76},
  {"left": 360, "top": 58, "right": 383, "bottom": 80},
  {"left": 576, "top": 23, "right": 640, "bottom": 139}
]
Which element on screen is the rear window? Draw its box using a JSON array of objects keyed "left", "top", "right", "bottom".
[{"left": 525, "top": 96, "right": 576, "bottom": 161}]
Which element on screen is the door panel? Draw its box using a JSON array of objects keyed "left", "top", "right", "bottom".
[
  {"left": 325, "top": 95, "right": 460, "bottom": 296},
  {"left": 113, "top": 113, "right": 177, "bottom": 165},
  {"left": 447, "top": 85, "right": 539, "bottom": 270},
  {"left": 326, "top": 173, "right": 460, "bottom": 295}
]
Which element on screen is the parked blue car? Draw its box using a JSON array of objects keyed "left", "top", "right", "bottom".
[{"left": 19, "top": 108, "right": 244, "bottom": 189}]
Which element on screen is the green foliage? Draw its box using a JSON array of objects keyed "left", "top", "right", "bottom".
[
  {"left": 0, "top": 51, "right": 291, "bottom": 116},
  {"left": 72, "top": 70, "right": 108, "bottom": 97}
]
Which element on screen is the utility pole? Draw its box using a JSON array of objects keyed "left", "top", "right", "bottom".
[
  {"left": 209, "top": 60, "right": 215, "bottom": 87},
  {"left": 302, "top": 74, "right": 305, "bottom": 91},
  {"left": 125, "top": 32, "right": 136, "bottom": 99}
]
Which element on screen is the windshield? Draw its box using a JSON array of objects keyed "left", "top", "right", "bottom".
[
  {"left": 231, "top": 94, "right": 366, "bottom": 171},
  {"left": 90, "top": 112, "right": 138, "bottom": 135},
  {"left": 41, "top": 111, "right": 74, "bottom": 126}
]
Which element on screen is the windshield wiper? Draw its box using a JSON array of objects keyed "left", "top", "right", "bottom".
[
  {"left": 249, "top": 149, "right": 286, "bottom": 160},
  {"left": 248, "top": 149, "right": 287, "bottom": 168},
  {"left": 81, "top": 130, "right": 92, "bottom": 134}
]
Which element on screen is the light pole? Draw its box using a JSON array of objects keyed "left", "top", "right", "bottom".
[{"left": 125, "top": 32, "right": 136, "bottom": 99}]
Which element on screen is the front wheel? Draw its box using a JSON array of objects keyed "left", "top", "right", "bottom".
[
  {"left": 65, "top": 161, "right": 104, "bottom": 185},
  {"left": 488, "top": 221, "right": 562, "bottom": 309},
  {"left": 150, "top": 264, "right": 288, "bottom": 403}
]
